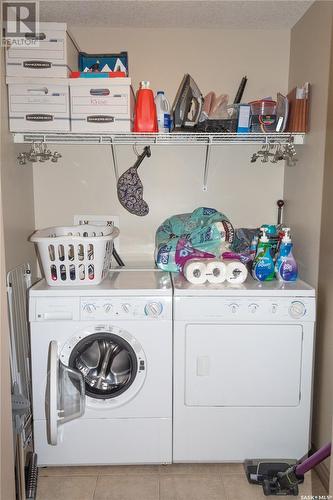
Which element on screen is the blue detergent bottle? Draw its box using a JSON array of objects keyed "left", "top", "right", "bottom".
[
  {"left": 275, "top": 228, "right": 298, "bottom": 281},
  {"left": 252, "top": 227, "right": 275, "bottom": 281}
]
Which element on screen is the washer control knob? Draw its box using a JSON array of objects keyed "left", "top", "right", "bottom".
[
  {"left": 83, "top": 303, "right": 96, "bottom": 314},
  {"left": 249, "top": 303, "right": 259, "bottom": 313},
  {"left": 289, "top": 301, "right": 306, "bottom": 319},
  {"left": 229, "top": 303, "right": 239, "bottom": 314},
  {"left": 144, "top": 302, "right": 163, "bottom": 317},
  {"left": 104, "top": 303, "right": 113, "bottom": 313},
  {"left": 272, "top": 303, "right": 278, "bottom": 314},
  {"left": 122, "top": 303, "right": 132, "bottom": 314}
]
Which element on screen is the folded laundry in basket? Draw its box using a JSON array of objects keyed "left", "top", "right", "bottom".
[{"left": 155, "top": 207, "right": 234, "bottom": 272}]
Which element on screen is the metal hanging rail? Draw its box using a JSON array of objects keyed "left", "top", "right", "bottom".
[
  {"left": 12, "top": 132, "right": 305, "bottom": 145},
  {"left": 13, "top": 132, "right": 305, "bottom": 191}
]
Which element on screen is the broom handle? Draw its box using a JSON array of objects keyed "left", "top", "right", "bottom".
[
  {"left": 296, "top": 442, "right": 331, "bottom": 476},
  {"left": 277, "top": 199, "right": 284, "bottom": 225}
]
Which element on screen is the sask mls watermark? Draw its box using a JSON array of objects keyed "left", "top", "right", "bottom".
[{"left": 2, "top": 1, "right": 40, "bottom": 47}]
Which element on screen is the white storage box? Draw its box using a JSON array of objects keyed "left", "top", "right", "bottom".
[
  {"left": 30, "top": 224, "right": 119, "bottom": 286},
  {"left": 6, "top": 77, "right": 70, "bottom": 132},
  {"left": 5, "top": 23, "right": 78, "bottom": 78},
  {"left": 69, "top": 77, "right": 134, "bottom": 132}
]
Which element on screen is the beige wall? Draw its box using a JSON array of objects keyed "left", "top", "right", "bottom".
[
  {"left": 33, "top": 27, "right": 290, "bottom": 263},
  {"left": 315, "top": 1, "right": 333, "bottom": 487},
  {"left": 0, "top": 54, "right": 15, "bottom": 500},
  {"left": 285, "top": 1, "right": 333, "bottom": 487},
  {"left": 0, "top": 195, "right": 15, "bottom": 500},
  {"left": 284, "top": 1, "right": 333, "bottom": 286},
  {"left": 1, "top": 51, "right": 36, "bottom": 273},
  {"left": 0, "top": 47, "right": 36, "bottom": 499}
]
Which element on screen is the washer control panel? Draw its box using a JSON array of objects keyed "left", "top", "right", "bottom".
[{"left": 80, "top": 297, "right": 169, "bottom": 320}]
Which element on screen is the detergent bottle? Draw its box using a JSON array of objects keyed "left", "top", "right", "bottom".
[
  {"left": 261, "top": 223, "right": 278, "bottom": 258},
  {"left": 133, "top": 81, "right": 158, "bottom": 133},
  {"left": 155, "top": 91, "right": 171, "bottom": 132},
  {"left": 275, "top": 228, "right": 298, "bottom": 281},
  {"left": 252, "top": 227, "right": 275, "bottom": 281}
]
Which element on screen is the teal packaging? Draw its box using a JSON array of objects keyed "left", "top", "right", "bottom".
[
  {"left": 275, "top": 228, "right": 298, "bottom": 281},
  {"left": 252, "top": 227, "right": 275, "bottom": 281},
  {"left": 261, "top": 224, "right": 278, "bottom": 258},
  {"left": 155, "top": 207, "right": 234, "bottom": 271}
]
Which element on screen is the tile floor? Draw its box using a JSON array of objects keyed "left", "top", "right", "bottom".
[{"left": 37, "top": 463, "right": 329, "bottom": 500}]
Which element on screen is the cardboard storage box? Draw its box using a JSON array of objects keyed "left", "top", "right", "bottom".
[
  {"left": 69, "top": 77, "right": 134, "bottom": 132},
  {"left": 7, "top": 77, "right": 70, "bottom": 132},
  {"left": 5, "top": 23, "right": 78, "bottom": 78}
]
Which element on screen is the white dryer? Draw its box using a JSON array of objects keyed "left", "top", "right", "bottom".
[
  {"left": 29, "top": 270, "right": 172, "bottom": 466},
  {"left": 172, "top": 274, "right": 316, "bottom": 462}
]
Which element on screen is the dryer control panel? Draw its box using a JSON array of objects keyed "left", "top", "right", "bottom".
[
  {"left": 174, "top": 296, "right": 316, "bottom": 322},
  {"left": 80, "top": 297, "right": 171, "bottom": 320}
]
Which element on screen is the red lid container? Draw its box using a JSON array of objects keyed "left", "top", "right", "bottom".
[
  {"left": 133, "top": 81, "right": 158, "bottom": 133},
  {"left": 249, "top": 99, "right": 276, "bottom": 115}
]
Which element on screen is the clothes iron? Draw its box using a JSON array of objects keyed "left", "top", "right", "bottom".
[{"left": 172, "top": 74, "right": 203, "bottom": 130}]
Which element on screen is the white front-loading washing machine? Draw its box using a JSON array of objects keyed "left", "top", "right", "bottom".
[
  {"left": 29, "top": 270, "right": 172, "bottom": 466},
  {"left": 172, "top": 274, "right": 316, "bottom": 462}
]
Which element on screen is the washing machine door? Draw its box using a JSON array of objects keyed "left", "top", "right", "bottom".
[{"left": 46, "top": 341, "right": 85, "bottom": 446}]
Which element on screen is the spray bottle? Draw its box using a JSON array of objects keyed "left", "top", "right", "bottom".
[
  {"left": 261, "top": 224, "right": 279, "bottom": 259},
  {"left": 275, "top": 228, "right": 298, "bottom": 281},
  {"left": 252, "top": 227, "right": 275, "bottom": 281}
]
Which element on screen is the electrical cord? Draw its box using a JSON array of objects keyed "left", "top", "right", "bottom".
[{"left": 112, "top": 248, "right": 125, "bottom": 267}]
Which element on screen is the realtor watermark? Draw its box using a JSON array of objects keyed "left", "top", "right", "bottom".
[
  {"left": 1, "top": 1, "right": 40, "bottom": 47},
  {"left": 301, "top": 495, "right": 333, "bottom": 500}
]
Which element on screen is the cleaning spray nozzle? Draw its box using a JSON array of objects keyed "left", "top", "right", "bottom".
[
  {"left": 282, "top": 228, "right": 292, "bottom": 243},
  {"left": 259, "top": 227, "right": 269, "bottom": 243}
]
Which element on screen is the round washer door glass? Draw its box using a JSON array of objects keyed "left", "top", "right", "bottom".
[{"left": 68, "top": 332, "right": 138, "bottom": 399}]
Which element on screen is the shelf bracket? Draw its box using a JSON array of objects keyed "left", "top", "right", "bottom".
[
  {"left": 110, "top": 141, "right": 119, "bottom": 182},
  {"left": 203, "top": 137, "right": 213, "bottom": 191}
]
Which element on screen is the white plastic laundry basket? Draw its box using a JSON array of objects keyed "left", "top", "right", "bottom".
[{"left": 30, "top": 224, "right": 119, "bottom": 286}]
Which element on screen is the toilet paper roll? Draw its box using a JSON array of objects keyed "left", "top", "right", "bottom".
[
  {"left": 206, "top": 260, "right": 227, "bottom": 284},
  {"left": 183, "top": 260, "right": 207, "bottom": 284},
  {"left": 226, "top": 261, "right": 248, "bottom": 284}
]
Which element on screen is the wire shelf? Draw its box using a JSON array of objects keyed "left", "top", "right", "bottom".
[{"left": 12, "top": 132, "right": 305, "bottom": 146}]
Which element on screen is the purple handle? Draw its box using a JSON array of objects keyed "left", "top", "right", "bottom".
[{"left": 296, "top": 442, "right": 331, "bottom": 476}]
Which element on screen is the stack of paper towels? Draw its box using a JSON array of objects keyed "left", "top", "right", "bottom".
[{"left": 183, "top": 259, "right": 248, "bottom": 285}]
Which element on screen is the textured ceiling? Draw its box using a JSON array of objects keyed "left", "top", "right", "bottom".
[{"left": 39, "top": 0, "right": 314, "bottom": 29}]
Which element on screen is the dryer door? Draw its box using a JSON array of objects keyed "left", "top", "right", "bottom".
[
  {"left": 46, "top": 341, "right": 85, "bottom": 446},
  {"left": 185, "top": 323, "right": 303, "bottom": 407}
]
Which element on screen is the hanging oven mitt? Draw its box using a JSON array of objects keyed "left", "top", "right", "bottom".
[{"left": 117, "top": 146, "right": 151, "bottom": 216}]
